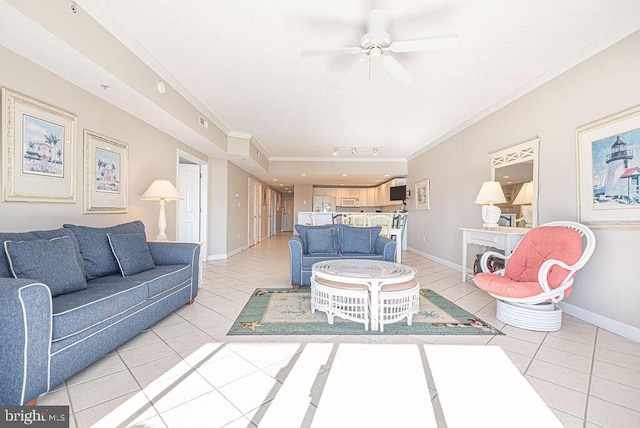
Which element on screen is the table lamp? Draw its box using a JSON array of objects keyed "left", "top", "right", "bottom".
[
  {"left": 141, "top": 179, "right": 183, "bottom": 241},
  {"left": 474, "top": 181, "right": 507, "bottom": 229},
  {"left": 513, "top": 181, "right": 534, "bottom": 227}
]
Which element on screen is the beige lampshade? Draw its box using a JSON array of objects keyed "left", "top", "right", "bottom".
[
  {"left": 474, "top": 181, "right": 507, "bottom": 205},
  {"left": 513, "top": 181, "right": 534, "bottom": 205},
  {"left": 141, "top": 180, "right": 183, "bottom": 201}
]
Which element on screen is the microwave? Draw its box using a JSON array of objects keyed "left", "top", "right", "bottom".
[{"left": 341, "top": 198, "right": 359, "bottom": 207}]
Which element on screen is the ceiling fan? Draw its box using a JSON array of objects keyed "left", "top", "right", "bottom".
[{"left": 302, "top": 9, "right": 459, "bottom": 87}]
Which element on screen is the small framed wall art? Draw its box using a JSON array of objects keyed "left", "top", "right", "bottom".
[
  {"left": 415, "top": 178, "right": 430, "bottom": 211},
  {"left": 84, "top": 129, "right": 128, "bottom": 213},
  {"left": 1, "top": 88, "right": 77, "bottom": 202}
]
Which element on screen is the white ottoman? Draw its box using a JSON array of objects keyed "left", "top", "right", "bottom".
[
  {"left": 378, "top": 279, "right": 420, "bottom": 332},
  {"left": 311, "top": 276, "right": 370, "bottom": 330}
]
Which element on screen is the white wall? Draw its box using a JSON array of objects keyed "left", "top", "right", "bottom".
[
  {"left": 207, "top": 157, "right": 228, "bottom": 257},
  {"left": 0, "top": 46, "right": 207, "bottom": 239},
  {"left": 293, "top": 184, "right": 313, "bottom": 223},
  {"left": 407, "top": 30, "right": 640, "bottom": 335}
]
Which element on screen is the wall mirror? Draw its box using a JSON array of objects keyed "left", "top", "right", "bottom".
[{"left": 489, "top": 137, "right": 539, "bottom": 228}]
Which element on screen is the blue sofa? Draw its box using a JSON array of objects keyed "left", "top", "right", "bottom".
[
  {"left": 0, "top": 221, "right": 200, "bottom": 405},
  {"left": 288, "top": 224, "right": 397, "bottom": 287}
]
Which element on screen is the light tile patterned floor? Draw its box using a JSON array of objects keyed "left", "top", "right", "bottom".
[{"left": 38, "top": 233, "right": 640, "bottom": 427}]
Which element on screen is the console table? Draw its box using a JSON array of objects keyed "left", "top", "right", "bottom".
[{"left": 460, "top": 227, "right": 529, "bottom": 282}]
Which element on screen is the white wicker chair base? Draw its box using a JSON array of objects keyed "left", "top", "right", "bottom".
[
  {"left": 496, "top": 299, "right": 562, "bottom": 332},
  {"left": 378, "top": 280, "right": 420, "bottom": 333},
  {"left": 311, "top": 277, "right": 370, "bottom": 330}
]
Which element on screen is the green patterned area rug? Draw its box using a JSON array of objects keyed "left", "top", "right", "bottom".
[{"left": 228, "top": 288, "right": 502, "bottom": 336}]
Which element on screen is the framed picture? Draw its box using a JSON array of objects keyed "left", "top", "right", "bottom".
[
  {"left": 1, "top": 88, "right": 76, "bottom": 202},
  {"left": 415, "top": 178, "right": 430, "bottom": 211},
  {"left": 577, "top": 105, "right": 640, "bottom": 227},
  {"left": 84, "top": 129, "right": 128, "bottom": 213}
]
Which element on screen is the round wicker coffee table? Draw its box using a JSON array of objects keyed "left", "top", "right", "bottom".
[{"left": 311, "top": 259, "right": 417, "bottom": 331}]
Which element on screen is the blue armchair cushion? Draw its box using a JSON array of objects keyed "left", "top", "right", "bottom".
[
  {"left": 305, "top": 228, "right": 338, "bottom": 254},
  {"left": 107, "top": 233, "right": 156, "bottom": 276},
  {"left": 340, "top": 226, "right": 381, "bottom": 254},
  {"left": 4, "top": 236, "right": 87, "bottom": 297},
  {"left": 64, "top": 221, "right": 146, "bottom": 279}
]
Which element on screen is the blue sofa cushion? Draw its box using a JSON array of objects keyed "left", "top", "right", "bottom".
[
  {"left": 51, "top": 281, "right": 147, "bottom": 341},
  {"left": 0, "top": 228, "right": 85, "bottom": 278},
  {"left": 306, "top": 228, "right": 338, "bottom": 254},
  {"left": 91, "top": 264, "right": 192, "bottom": 299},
  {"left": 340, "top": 226, "right": 381, "bottom": 254},
  {"left": 64, "top": 221, "right": 146, "bottom": 279},
  {"left": 107, "top": 233, "right": 156, "bottom": 276},
  {"left": 4, "top": 236, "right": 87, "bottom": 297},
  {"left": 301, "top": 253, "right": 343, "bottom": 268}
]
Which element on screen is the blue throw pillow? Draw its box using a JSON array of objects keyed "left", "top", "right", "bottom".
[
  {"left": 0, "top": 228, "right": 85, "bottom": 279},
  {"left": 340, "top": 226, "right": 382, "bottom": 254},
  {"left": 306, "top": 228, "right": 337, "bottom": 254},
  {"left": 63, "top": 221, "right": 146, "bottom": 279},
  {"left": 107, "top": 233, "right": 156, "bottom": 276},
  {"left": 294, "top": 225, "right": 339, "bottom": 251},
  {"left": 4, "top": 236, "right": 87, "bottom": 297}
]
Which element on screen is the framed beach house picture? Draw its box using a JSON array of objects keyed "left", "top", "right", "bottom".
[
  {"left": 1, "top": 88, "right": 77, "bottom": 202},
  {"left": 84, "top": 129, "right": 128, "bottom": 213}
]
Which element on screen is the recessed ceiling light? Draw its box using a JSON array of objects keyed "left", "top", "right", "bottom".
[
  {"left": 503, "top": 175, "right": 510, "bottom": 179},
  {"left": 273, "top": 178, "right": 278, "bottom": 182},
  {"left": 342, "top": 174, "right": 348, "bottom": 177},
  {"left": 383, "top": 174, "right": 390, "bottom": 177},
  {"left": 156, "top": 81, "right": 166, "bottom": 94},
  {"left": 279, "top": 184, "right": 284, "bottom": 187},
  {"left": 301, "top": 173, "right": 307, "bottom": 177}
]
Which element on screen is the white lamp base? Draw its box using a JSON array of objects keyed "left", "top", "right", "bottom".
[
  {"left": 481, "top": 205, "right": 501, "bottom": 229},
  {"left": 155, "top": 199, "right": 168, "bottom": 241}
]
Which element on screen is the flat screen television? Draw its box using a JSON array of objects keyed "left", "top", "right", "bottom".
[{"left": 389, "top": 185, "right": 406, "bottom": 201}]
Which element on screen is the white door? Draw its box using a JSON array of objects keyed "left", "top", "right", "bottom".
[
  {"left": 282, "top": 196, "right": 293, "bottom": 231},
  {"left": 177, "top": 163, "right": 200, "bottom": 243},
  {"left": 248, "top": 178, "right": 259, "bottom": 247}
]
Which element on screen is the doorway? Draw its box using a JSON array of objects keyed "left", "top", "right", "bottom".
[
  {"left": 282, "top": 195, "right": 293, "bottom": 232},
  {"left": 176, "top": 150, "right": 208, "bottom": 261},
  {"left": 248, "top": 178, "right": 260, "bottom": 247}
]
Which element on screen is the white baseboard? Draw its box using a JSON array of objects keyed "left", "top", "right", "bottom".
[
  {"left": 407, "top": 247, "right": 465, "bottom": 273},
  {"left": 560, "top": 302, "right": 640, "bottom": 343},
  {"left": 207, "top": 245, "right": 246, "bottom": 261}
]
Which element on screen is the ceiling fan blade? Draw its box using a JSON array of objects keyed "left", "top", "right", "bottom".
[
  {"left": 338, "top": 58, "right": 368, "bottom": 88},
  {"left": 301, "top": 46, "right": 362, "bottom": 57},
  {"left": 390, "top": 35, "right": 459, "bottom": 53},
  {"left": 380, "top": 55, "right": 414, "bottom": 87},
  {"left": 366, "top": 9, "right": 390, "bottom": 37}
]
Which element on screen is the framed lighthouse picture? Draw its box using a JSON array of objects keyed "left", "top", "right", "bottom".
[{"left": 577, "top": 104, "right": 640, "bottom": 227}]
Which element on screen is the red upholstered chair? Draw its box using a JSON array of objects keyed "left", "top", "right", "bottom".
[{"left": 473, "top": 221, "right": 596, "bottom": 331}]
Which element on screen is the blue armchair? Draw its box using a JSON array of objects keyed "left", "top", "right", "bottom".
[{"left": 288, "top": 224, "right": 397, "bottom": 288}]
